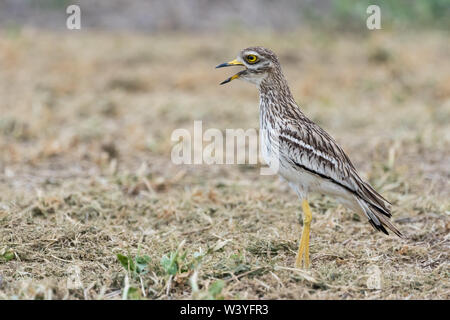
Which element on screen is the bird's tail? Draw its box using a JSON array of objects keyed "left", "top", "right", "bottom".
[{"left": 355, "top": 196, "right": 404, "bottom": 238}]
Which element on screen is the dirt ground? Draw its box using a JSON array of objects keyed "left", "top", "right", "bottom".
[{"left": 0, "top": 28, "right": 448, "bottom": 299}]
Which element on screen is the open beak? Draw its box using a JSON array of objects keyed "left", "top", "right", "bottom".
[{"left": 215, "top": 59, "right": 246, "bottom": 85}]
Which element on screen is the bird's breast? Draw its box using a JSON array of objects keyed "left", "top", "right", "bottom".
[{"left": 259, "top": 103, "right": 282, "bottom": 171}]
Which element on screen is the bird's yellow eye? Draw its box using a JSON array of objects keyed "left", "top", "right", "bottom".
[{"left": 246, "top": 54, "right": 258, "bottom": 64}]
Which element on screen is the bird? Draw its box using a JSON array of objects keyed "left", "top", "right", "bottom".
[{"left": 216, "top": 46, "right": 403, "bottom": 269}]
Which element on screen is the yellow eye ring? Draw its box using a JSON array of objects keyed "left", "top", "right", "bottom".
[{"left": 246, "top": 54, "right": 258, "bottom": 64}]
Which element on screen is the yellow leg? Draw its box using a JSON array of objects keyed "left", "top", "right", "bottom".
[{"left": 295, "top": 199, "right": 312, "bottom": 269}]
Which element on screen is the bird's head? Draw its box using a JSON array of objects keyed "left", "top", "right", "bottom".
[{"left": 216, "top": 47, "right": 281, "bottom": 86}]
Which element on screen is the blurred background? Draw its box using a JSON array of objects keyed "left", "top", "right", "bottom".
[
  {"left": 0, "top": 0, "right": 448, "bottom": 300},
  {"left": 1, "top": 0, "right": 449, "bottom": 31}
]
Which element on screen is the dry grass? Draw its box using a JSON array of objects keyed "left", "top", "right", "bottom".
[{"left": 0, "top": 28, "right": 449, "bottom": 300}]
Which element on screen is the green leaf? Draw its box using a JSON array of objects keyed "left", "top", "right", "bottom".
[
  {"left": 126, "top": 287, "right": 141, "bottom": 300},
  {"left": 208, "top": 280, "right": 225, "bottom": 299},
  {"left": 160, "top": 252, "right": 178, "bottom": 276},
  {"left": 117, "top": 254, "right": 135, "bottom": 272},
  {"left": 0, "top": 251, "right": 14, "bottom": 262},
  {"left": 135, "top": 255, "right": 151, "bottom": 275}
]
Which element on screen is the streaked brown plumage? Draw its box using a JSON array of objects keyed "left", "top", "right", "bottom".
[{"left": 217, "top": 46, "right": 403, "bottom": 268}]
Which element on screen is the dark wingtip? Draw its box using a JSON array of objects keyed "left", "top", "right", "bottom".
[
  {"left": 378, "top": 224, "right": 389, "bottom": 236},
  {"left": 397, "top": 232, "right": 406, "bottom": 239},
  {"left": 368, "top": 219, "right": 389, "bottom": 235},
  {"left": 394, "top": 228, "right": 405, "bottom": 239}
]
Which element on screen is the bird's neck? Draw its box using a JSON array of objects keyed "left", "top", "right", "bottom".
[
  {"left": 258, "top": 71, "right": 293, "bottom": 97},
  {"left": 258, "top": 72, "right": 297, "bottom": 127}
]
